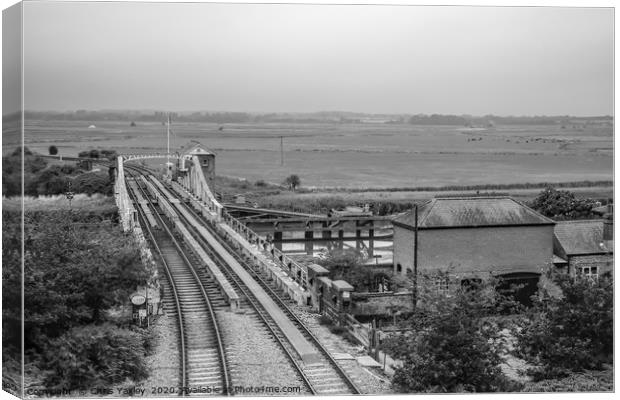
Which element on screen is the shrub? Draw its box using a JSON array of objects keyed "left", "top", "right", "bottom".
[
  {"left": 329, "top": 325, "right": 346, "bottom": 335},
  {"left": 318, "top": 315, "right": 333, "bottom": 326},
  {"left": 255, "top": 179, "right": 267, "bottom": 187},
  {"left": 40, "top": 324, "right": 149, "bottom": 389},
  {"left": 385, "top": 276, "right": 519, "bottom": 393},
  {"left": 48, "top": 145, "right": 58, "bottom": 155},
  {"left": 513, "top": 273, "right": 613, "bottom": 380}
]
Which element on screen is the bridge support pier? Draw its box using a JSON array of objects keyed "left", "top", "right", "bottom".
[{"left": 305, "top": 231, "right": 314, "bottom": 255}]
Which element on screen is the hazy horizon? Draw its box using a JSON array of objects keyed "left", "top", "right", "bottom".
[
  {"left": 10, "top": 2, "right": 615, "bottom": 116},
  {"left": 9, "top": 108, "right": 615, "bottom": 119}
]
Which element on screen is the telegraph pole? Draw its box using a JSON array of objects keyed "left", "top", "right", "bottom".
[
  {"left": 280, "top": 136, "right": 284, "bottom": 166},
  {"left": 167, "top": 113, "right": 171, "bottom": 167},
  {"left": 413, "top": 204, "right": 418, "bottom": 312}
]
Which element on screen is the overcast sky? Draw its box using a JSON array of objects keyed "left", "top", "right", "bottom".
[{"left": 19, "top": 2, "right": 613, "bottom": 116}]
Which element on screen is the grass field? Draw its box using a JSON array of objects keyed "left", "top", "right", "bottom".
[{"left": 9, "top": 119, "right": 613, "bottom": 190}]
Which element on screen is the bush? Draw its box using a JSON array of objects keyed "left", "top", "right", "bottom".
[
  {"left": 329, "top": 325, "right": 346, "bottom": 335},
  {"left": 255, "top": 179, "right": 266, "bottom": 187},
  {"left": 40, "top": 324, "right": 149, "bottom": 389},
  {"left": 513, "top": 273, "right": 613, "bottom": 380},
  {"left": 385, "top": 276, "right": 519, "bottom": 393},
  {"left": 318, "top": 315, "right": 333, "bottom": 326},
  {"left": 529, "top": 187, "right": 597, "bottom": 220},
  {"left": 48, "top": 145, "right": 58, "bottom": 155}
]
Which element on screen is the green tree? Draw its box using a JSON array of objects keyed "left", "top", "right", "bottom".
[
  {"left": 48, "top": 145, "right": 58, "bottom": 155},
  {"left": 284, "top": 174, "right": 301, "bottom": 191},
  {"left": 23, "top": 212, "right": 149, "bottom": 347},
  {"left": 318, "top": 249, "right": 378, "bottom": 291},
  {"left": 530, "top": 187, "right": 597, "bottom": 220},
  {"left": 383, "top": 274, "right": 520, "bottom": 393},
  {"left": 513, "top": 272, "right": 613, "bottom": 380}
]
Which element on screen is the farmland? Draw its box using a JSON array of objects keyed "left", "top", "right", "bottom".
[{"left": 8, "top": 119, "right": 613, "bottom": 195}]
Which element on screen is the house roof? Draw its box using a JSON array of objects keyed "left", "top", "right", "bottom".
[
  {"left": 554, "top": 220, "right": 611, "bottom": 256},
  {"left": 184, "top": 142, "right": 215, "bottom": 156},
  {"left": 393, "top": 197, "right": 554, "bottom": 229}
]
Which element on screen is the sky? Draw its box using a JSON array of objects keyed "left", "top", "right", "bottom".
[{"left": 13, "top": 1, "right": 615, "bottom": 116}]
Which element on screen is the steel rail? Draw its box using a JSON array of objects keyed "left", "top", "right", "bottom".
[
  {"left": 125, "top": 167, "right": 232, "bottom": 396},
  {"left": 158, "top": 175, "right": 362, "bottom": 395}
]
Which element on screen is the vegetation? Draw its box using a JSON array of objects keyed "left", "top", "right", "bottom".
[
  {"left": 3, "top": 207, "right": 151, "bottom": 390},
  {"left": 261, "top": 195, "right": 417, "bottom": 216},
  {"left": 21, "top": 110, "right": 612, "bottom": 126},
  {"left": 382, "top": 275, "right": 521, "bottom": 393},
  {"left": 317, "top": 249, "right": 375, "bottom": 292},
  {"left": 513, "top": 272, "right": 613, "bottom": 381},
  {"left": 40, "top": 324, "right": 149, "bottom": 389},
  {"left": 306, "top": 180, "right": 613, "bottom": 194},
  {"left": 77, "top": 148, "right": 118, "bottom": 160},
  {"left": 529, "top": 187, "right": 599, "bottom": 220},
  {"left": 283, "top": 174, "right": 301, "bottom": 191},
  {"left": 48, "top": 145, "right": 58, "bottom": 155},
  {"left": 2, "top": 147, "right": 113, "bottom": 197},
  {"left": 521, "top": 369, "right": 613, "bottom": 392},
  {"left": 2, "top": 147, "right": 48, "bottom": 197}
]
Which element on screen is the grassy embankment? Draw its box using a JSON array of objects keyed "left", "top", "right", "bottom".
[{"left": 215, "top": 175, "right": 613, "bottom": 216}]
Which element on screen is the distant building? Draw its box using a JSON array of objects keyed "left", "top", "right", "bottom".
[
  {"left": 392, "top": 197, "right": 555, "bottom": 302},
  {"left": 553, "top": 219, "right": 613, "bottom": 279}
]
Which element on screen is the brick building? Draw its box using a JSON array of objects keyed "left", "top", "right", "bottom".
[
  {"left": 392, "top": 197, "right": 555, "bottom": 296},
  {"left": 553, "top": 220, "right": 613, "bottom": 279}
]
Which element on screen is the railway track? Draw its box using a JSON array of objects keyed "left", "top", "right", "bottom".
[
  {"left": 126, "top": 166, "right": 315, "bottom": 395},
  {"left": 136, "top": 170, "right": 363, "bottom": 395},
  {"left": 125, "top": 169, "right": 231, "bottom": 396}
]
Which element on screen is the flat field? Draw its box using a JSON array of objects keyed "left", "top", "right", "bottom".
[{"left": 11, "top": 119, "right": 613, "bottom": 189}]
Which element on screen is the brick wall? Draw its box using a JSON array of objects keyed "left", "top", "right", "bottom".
[
  {"left": 350, "top": 292, "right": 413, "bottom": 318},
  {"left": 568, "top": 254, "right": 613, "bottom": 277},
  {"left": 394, "top": 225, "right": 554, "bottom": 278}
]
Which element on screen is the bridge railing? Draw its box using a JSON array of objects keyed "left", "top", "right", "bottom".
[
  {"left": 220, "top": 209, "right": 309, "bottom": 290},
  {"left": 170, "top": 155, "right": 309, "bottom": 292},
  {"left": 123, "top": 153, "right": 181, "bottom": 161},
  {"left": 178, "top": 156, "right": 223, "bottom": 218},
  {"left": 114, "top": 156, "right": 137, "bottom": 232}
]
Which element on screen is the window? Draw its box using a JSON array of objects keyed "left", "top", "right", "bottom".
[
  {"left": 579, "top": 266, "right": 599, "bottom": 281},
  {"left": 435, "top": 277, "right": 450, "bottom": 295}
]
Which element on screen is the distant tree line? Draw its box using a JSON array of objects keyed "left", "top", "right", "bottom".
[
  {"left": 318, "top": 180, "right": 613, "bottom": 194},
  {"left": 17, "top": 110, "right": 613, "bottom": 126}
]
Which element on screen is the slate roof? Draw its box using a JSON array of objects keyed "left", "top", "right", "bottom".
[
  {"left": 554, "top": 220, "right": 610, "bottom": 255},
  {"left": 184, "top": 142, "right": 216, "bottom": 156},
  {"left": 393, "top": 197, "right": 554, "bottom": 229}
]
